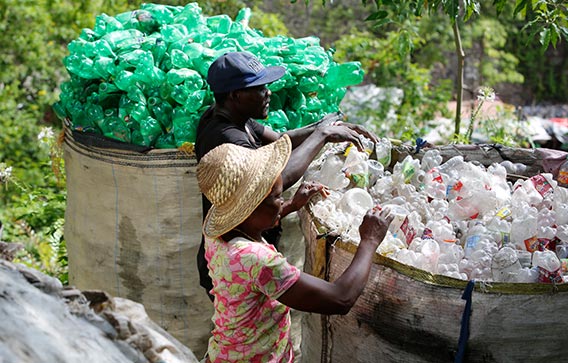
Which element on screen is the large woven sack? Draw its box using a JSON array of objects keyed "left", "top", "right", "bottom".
[
  {"left": 298, "top": 144, "right": 568, "bottom": 363},
  {"left": 63, "top": 129, "right": 212, "bottom": 357},
  {"left": 299, "top": 209, "right": 568, "bottom": 363}
]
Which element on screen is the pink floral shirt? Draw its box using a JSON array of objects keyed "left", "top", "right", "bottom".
[{"left": 205, "top": 236, "right": 301, "bottom": 363}]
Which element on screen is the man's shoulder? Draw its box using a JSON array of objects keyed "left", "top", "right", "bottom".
[{"left": 195, "top": 114, "right": 250, "bottom": 159}]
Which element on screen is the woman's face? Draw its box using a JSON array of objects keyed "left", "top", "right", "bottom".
[{"left": 248, "top": 175, "right": 284, "bottom": 231}]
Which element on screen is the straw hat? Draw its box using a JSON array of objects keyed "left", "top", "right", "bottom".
[{"left": 197, "top": 135, "right": 292, "bottom": 238}]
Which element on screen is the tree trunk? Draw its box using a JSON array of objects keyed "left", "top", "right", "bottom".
[{"left": 453, "top": 19, "right": 465, "bottom": 138}]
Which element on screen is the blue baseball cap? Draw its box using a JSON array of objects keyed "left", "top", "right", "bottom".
[{"left": 206, "top": 51, "right": 286, "bottom": 93}]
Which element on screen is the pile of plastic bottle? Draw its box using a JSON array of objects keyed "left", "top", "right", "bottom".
[
  {"left": 52, "top": 3, "right": 364, "bottom": 148},
  {"left": 305, "top": 141, "right": 568, "bottom": 284}
]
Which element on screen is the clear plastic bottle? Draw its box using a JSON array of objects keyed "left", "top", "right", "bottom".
[
  {"left": 532, "top": 250, "right": 563, "bottom": 283},
  {"left": 318, "top": 154, "right": 349, "bottom": 191},
  {"left": 510, "top": 206, "right": 538, "bottom": 251},
  {"left": 343, "top": 148, "right": 369, "bottom": 188},
  {"left": 491, "top": 246, "right": 521, "bottom": 282},
  {"left": 337, "top": 188, "right": 373, "bottom": 218}
]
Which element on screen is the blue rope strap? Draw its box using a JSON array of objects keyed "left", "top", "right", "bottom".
[{"left": 454, "top": 280, "right": 475, "bottom": 363}]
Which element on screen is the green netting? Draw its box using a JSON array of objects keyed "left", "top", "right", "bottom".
[{"left": 53, "top": 3, "right": 364, "bottom": 149}]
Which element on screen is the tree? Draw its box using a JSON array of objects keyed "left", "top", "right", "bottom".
[{"left": 299, "top": 0, "right": 567, "bottom": 139}]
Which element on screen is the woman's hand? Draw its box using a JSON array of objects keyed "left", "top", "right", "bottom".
[
  {"left": 289, "top": 181, "right": 329, "bottom": 212},
  {"left": 359, "top": 206, "right": 392, "bottom": 250}
]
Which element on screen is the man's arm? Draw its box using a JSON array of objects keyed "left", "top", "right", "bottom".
[
  {"left": 278, "top": 125, "right": 366, "bottom": 190},
  {"left": 261, "top": 113, "right": 379, "bottom": 190},
  {"left": 260, "top": 112, "right": 344, "bottom": 147}
]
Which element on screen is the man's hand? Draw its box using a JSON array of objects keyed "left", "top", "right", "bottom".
[
  {"left": 315, "top": 113, "right": 380, "bottom": 152},
  {"left": 336, "top": 121, "right": 379, "bottom": 144}
]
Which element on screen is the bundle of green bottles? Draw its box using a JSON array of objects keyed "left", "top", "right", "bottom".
[{"left": 52, "top": 3, "right": 364, "bottom": 148}]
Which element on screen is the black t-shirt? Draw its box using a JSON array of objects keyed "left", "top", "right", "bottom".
[
  {"left": 195, "top": 106, "right": 265, "bottom": 161},
  {"left": 195, "top": 105, "right": 282, "bottom": 298}
]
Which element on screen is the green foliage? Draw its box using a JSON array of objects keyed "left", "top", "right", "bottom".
[
  {"left": 0, "top": 133, "right": 67, "bottom": 283},
  {"left": 249, "top": 6, "right": 290, "bottom": 37},
  {"left": 333, "top": 29, "right": 452, "bottom": 141},
  {"left": 0, "top": 0, "right": 285, "bottom": 283}
]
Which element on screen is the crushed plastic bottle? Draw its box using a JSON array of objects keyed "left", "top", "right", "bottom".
[
  {"left": 532, "top": 250, "right": 562, "bottom": 283},
  {"left": 491, "top": 246, "right": 522, "bottom": 282}
]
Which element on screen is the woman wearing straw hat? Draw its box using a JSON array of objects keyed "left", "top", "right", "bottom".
[
  {"left": 197, "top": 135, "right": 392, "bottom": 363},
  {"left": 195, "top": 51, "right": 379, "bottom": 301}
]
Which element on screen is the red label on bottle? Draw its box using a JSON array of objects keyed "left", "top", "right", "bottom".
[
  {"left": 524, "top": 236, "right": 539, "bottom": 252},
  {"left": 537, "top": 266, "right": 563, "bottom": 284},
  {"left": 400, "top": 217, "right": 417, "bottom": 246},
  {"left": 530, "top": 175, "right": 553, "bottom": 198}
]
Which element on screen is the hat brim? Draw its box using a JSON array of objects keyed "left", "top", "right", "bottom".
[
  {"left": 202, "top": 135, "right": 291, "bottom": 238},
  {"left": 241, "top": 66, "right": 286, "bottom": 89},
  {"left": 212, "top": 66, "right": 286, "bottom": 93}
]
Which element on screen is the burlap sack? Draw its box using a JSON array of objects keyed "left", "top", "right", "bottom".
[
  {"left": 299, "top": 196, "right": 568, "bottom": 363},
  {"left": 63, "top": 130, "right": 212, "bottom": 357}
]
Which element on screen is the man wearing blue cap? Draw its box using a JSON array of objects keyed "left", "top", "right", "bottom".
[{"left": 195, "top": 51, "right": 378, "bottom": 300}]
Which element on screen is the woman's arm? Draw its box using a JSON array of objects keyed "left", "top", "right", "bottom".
[{"left": 277, "top": 207, "right": 392, "bottom": 315}]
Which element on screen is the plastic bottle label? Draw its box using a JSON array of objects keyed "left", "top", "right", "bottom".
[
  {"left": 466, "top": 235, "right": 480, "bottom": 250},
  {"left": 558, "top": 170, "right": 568, "bottom": 185},
  {"left": 530, "top": 175, "right": 553, "bottom": 198},
  {"left": 524, "top": 236, "right": 539, "bottom": 252},
  {"left": 399, "top": 217, "right": 417, "bottom": 246},
  {"left": 537, "top": 266, "right": 563, "bottom": 284},
  {"left": 496, "top": 207, "right": 512, "bottom": 219}
]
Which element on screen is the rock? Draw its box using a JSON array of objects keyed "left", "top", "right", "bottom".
[{"left": 0, "top": 259, "right": 200, "bottom": 363}]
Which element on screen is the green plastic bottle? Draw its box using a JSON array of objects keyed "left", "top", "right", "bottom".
[
  {"left": 324, "top": 62, "right": 364, "bottom": 88},
  {"left": 185, "top": 89, "right": 205, "bottom": 112},
  {"left": 114, "top": 70, "right": 137, "bottom": 91},
  {"left": 103, "top": 116, "right": 131, "bottom": 142},
  {"left": 137, "top": 66, "right": 166, "bottom": 89},
  {"left": 172, "top": 108, "right": 198, "bottom": 145},
  {"left": 160, "top": 24, "right": 189, "bottom": 43},
  {"left": 93, "top": 56, "right": 116, "bottom": 79},
  {"left": 206, "top": 15, "right": 232, "bottom": 34},
  {"left": 130, "top": 102, "right": 149, "bottom": 123},
  {"left": 140, "top": 116, "right": 163, "bottom": 146},
  {"left": 298, "top": 75, "right": 320, "bottom": 93},
  {"left": 93, "top": 13, "right": 124, "bottom": 37},
  {"left": 140, "top": 3, "right": 175, "bottom": 25},
  {"left": 170, "top": 49, "right": 192, "bottom": 69},
  {"left": 148, "top": 97, "right": 173, "bottom": 131},
  {"left": 151, "top": 38, "right": 167, "bottom": 67},
  {"left": 268, "top": 110, "right": 289, "bottom": 132},
  {"left": 103, "top": 29, "right": 145, "bottom": 53},
  {"left": 64, "top": 54, "right": 97, "bottom": 79},
  {"left": 235, "top": 8, "right": 251, "bottom": 25},
  {"left": 174, "top": 3, "right": 203, "bottom": 30},
  {"left": 154, "top": 132, "right": 177, "bottom": 149}
]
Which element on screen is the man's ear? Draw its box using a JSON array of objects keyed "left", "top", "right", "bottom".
[{"left": 229, "top": 90, "right": 239, "bottom": 101}]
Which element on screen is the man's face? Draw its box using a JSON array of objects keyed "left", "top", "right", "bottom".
[{"left": 235, "top": 85, "right": 271, "bottom": 119}]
